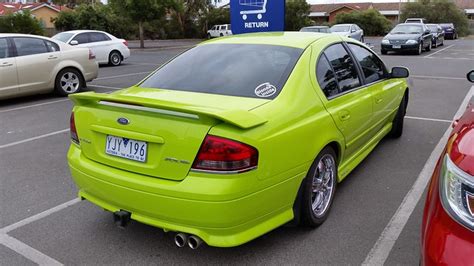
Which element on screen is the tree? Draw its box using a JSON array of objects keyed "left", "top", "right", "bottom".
[
  {"left": 0, "top": 11, "right": 44, "bottom": 35},
  {"left": 285, "top": 0, "right": 312, "bottom": 31},
  {"left": 169, "top": 0, "right": 211, "bottom": 37},
  {"left": 401, "top": 0, "right": 469, "bottom": 36},
  {"left": 334, "top": 9, "right": 392, "bottom": 36},
  {"left": 110, "top": 0, "right": 170, "bottom": 48}
]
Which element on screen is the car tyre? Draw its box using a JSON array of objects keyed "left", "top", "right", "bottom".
[
  {"left": 389, "top": 93, "right": 408, "bottom": 138},
  {"left": 109, "top": 51, "right": 122, "bottom": 66},
  {"left": 360, "top": 36, "right": 364, "bottom": 43},
  {"left": 433, "top": 40, "right": 437, "bottom": 48},
  {"left": 416, "top": 42, "right": 423, "bottom": 55},
  {"left": 207, "top": 33, "right": 211, "bottom": 39},
  {"left": 54, "top": 68, "right": 84, "bottom": 97},
  {"left": 425, "top": 41, "right": 432, "bottom": 52},
  {"left": 300, "top": 146, "right": 337, "bottom": 227}
]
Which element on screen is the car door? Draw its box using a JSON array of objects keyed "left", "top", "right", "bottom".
[
  {"left": 0, "top": 37, "right": 19, "bottom": 98},
  {"left": 13, "top": 37, "right": 60, "bottom": 94},
  {"left": 314, "top": 43, "right": 375, "bottom": 158},
  {"left": 88, "top": 32, "right": 111, "bottom": 63},
  {"left": 422, "top": 25, "right": 432, "bottom": 48},
  {"left": 347, "top": 43, "right": 404, "bottom": 133},
  {"left": 70, "top": 32, "right": 90, "bottom": 49}
]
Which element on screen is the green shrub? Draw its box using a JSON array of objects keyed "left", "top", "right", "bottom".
[
  {"left": 401, "top": 0, "right": 469, "bottom": 36},
  {"left": 0, "top": 11, "right": 44, "bottom": 35},
  {"left": 334, "top": 9, "right": 392, "bottom": 36},
  {"left": 285, "top": 0, "right": 313, "bottom": 31}
]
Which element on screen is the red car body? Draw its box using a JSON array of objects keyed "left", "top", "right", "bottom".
[{"left": 421, "top": 96, "right": 474, "bottom": 265}]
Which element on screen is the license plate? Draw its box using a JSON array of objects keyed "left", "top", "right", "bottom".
[
  {"left": 105, "top": 135, "right": 147, "bottom": 162},
  {"left": 393, "top": 45, "right": 401, "bottom": 49}
]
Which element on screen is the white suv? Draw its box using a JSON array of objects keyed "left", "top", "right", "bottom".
[
  {"left": 53, "top": 30, "right": 130, "bottom": 66},
  {"left": 207, "top": 24, "right": 232, "bottom": 39}
]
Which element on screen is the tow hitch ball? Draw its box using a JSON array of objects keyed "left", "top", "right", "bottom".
[{"left": 113, "top": 210, "right": 131, "bottom": 228}]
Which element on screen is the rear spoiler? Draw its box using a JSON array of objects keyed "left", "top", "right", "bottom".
[{"left": 69, "top": 92, "right": 267, "bottom": 129}]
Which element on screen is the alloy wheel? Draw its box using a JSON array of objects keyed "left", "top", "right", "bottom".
[
  {"left": 311, "top": 154, "right": 336, "bottom": 217},
  {"left": 60, "top": 72, "right": 80, "bottom": 93}
]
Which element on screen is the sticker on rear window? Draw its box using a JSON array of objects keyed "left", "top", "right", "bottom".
[{"left": 255, "top": 83, "right": 277, "bottom": 98}]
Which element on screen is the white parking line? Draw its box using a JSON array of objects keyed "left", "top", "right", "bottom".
[
  {"left": 94, "top": 71, "right": 151, "bottom": 81},
  {"left": 424, "top": 44, "right": 455, "bottom": 58},
  {"left": 363, "top": 85, "right": 474, "bottom": 266},
  {"left": 0, "top": 198, "right": 81, "bottom": 234},
  {"left": 0, "top": 234, "right": 62, "bottom": 265},
  {"left": 0, "top": 99, "right": 70, "bottom": 114},
  {"left": 0, "top": 129, "right": 68, "bottom": 149},
  {"left": 405, "top": 116, "right": 452, "bottom": 123}
]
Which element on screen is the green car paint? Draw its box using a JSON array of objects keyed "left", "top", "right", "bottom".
[{"left": 67, "top": 32, "right": 408, "bottom": 247}]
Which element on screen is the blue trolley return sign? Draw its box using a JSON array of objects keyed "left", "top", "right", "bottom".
[{"left": 230, "top": 0, "right": 285, "bottom": 34}]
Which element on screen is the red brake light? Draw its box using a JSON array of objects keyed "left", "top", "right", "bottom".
[
  {"left": 88, "top": 49, "right": 96, "bottom": 60},
  {"left": 70, "top": 112, "right": 79, "bottom": 144},
  {"left": 123, "top": 40, "right": 128, "bottom": 47},
  {"left": 192, "top": 135, "right": 258, "bottom": 173}
]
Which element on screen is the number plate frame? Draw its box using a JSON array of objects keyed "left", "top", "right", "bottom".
[
  {"left": 105, "top": 135, "right": 147, "bottom": 163},
  {"left": 392, "top": 45, "right": 401, "bottom": 49}
]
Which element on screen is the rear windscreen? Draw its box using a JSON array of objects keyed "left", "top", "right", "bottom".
[{"left": 140, "top": 44, "right": 303, "bottom": 99}]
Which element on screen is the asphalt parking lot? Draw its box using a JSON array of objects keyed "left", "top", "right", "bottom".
[{"left": 1, "top": 37, "right": 473, "bottom": 265}]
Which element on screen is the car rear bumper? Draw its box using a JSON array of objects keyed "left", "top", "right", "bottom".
[
  {"left": 421, "top": 157, "right": 474, "bottom": 266},
  {"left": 83, "top": 62, "right": 99, "bottom": 82},
  {"left": 381, "top": 43, "right": 419, "bottom": 52},
  {"left": 67, "top": 144, "right": 306, "bottom": 247}
]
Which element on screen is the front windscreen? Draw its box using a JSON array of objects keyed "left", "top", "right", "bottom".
[
  {"left": 391, "top": 25, "right": 423, "bottom": 34},
  {"left": 140, "top": 44, "right": 303, "bottom": 99},
  {"left": 52, "top": 32, "right": 74, "bottom": 43},
  {"left": 331, "top": 26, "right": 350, "bottom": 32}
]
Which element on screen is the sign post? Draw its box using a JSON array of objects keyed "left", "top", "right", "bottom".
[{"left": 230, "top": 0, "right": 285, "bottom": 34}]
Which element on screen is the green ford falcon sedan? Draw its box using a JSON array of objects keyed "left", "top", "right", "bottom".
[{"left": 67, "top": 32, "right": 409, "bottom": 249}]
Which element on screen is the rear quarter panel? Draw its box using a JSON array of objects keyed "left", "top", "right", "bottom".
[{"left": 50, "top": 46, "right": 98, "bottom": 86}]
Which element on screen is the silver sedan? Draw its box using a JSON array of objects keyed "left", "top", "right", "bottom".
[
  {"left": 0, "top": 34, "right": 98, "bottom": 100},
  {"left": 330, "top": 24, "right": 364, "bottom": 42}
]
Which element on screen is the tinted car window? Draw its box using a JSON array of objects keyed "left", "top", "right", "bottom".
[
  {"left": 348, "top": 44, "right": 386, "bottom": 84},
  {"left": 72, "top": 33, "right": 89, "bottom": 44},
  {"left": 323, "top": 43, "right": 361, "bottom": 93},
  {"left": 391, "top": 25, "right": 423, "bottom": 34},
  {"left": 90, "top": 32, "right": 110, "bottom": 42},
  {"left": 140, "top": 44, "right": 303, "bottom": 99},
  {"left": 13, "top": 38, "right": 49, "bottom": 56},
  {"left": 45, "top": 41, "right": 60, "bottom": 52},
  {"left": 0, "top": 38, "right": 9, "bottom": 59},
  {"left": 316, "top": 55, "right": 339, "bottom": 98}
]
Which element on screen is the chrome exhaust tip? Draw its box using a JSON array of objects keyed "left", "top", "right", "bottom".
[
  {"left": 187, "top": 235, "right": 203, "bottom": 249},
  {"left": 174, "top": 233, "right": 188, "bottom": 248}
]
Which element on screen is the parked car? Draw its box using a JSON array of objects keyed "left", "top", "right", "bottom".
[
  {"left": 0, "top": 34, "right": 98, "bottom": 100},
  {"left": 405, "top": 18, "right": 427, "bottom": 24},
  {"left": 300, "top": 26, "right": 330, "bottom": 33},
  {"left": 207, "top": 24, "right": 232, "bottom": 38},
  {"left": 52, "top": 30, "right": 130, "bottom": 66},
  {"left": 381, "top": 23, "right": 433, "bottom": 55},
  {"left": 421, "top": 70, "right": 474, "bottom": 266},
  {"left": 330, "top": 24, "right": 364, "bottom": 42},
  {"left": 426, "top": 24, "right": 445, "bottom": 48},
  {"left": 67, "top": 32, "right": 409, "bottom": 249},
  {"left": 440, "top": 23, "right": 458, "bottom": 39}
]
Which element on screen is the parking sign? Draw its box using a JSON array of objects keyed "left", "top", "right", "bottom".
[{"left": 230, "top": 0, "right": 285, "bottom": 34}]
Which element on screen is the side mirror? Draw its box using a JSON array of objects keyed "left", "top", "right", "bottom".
[
  {"left": 391, "top": 67, "right": 409, "bottom": 78},
  {"left": 351, "top": 29, "right": 356, "bottom": 33},
  {"left": 69, "top": 40, "right": 79, "bottom": 46},
  {"left": 467, "top": 70, "right": 474, "bottom": 83}
]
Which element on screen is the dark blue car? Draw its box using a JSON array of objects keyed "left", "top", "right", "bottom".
[{"left": 440, "top": 23, "right": 458, "bottom": 39}]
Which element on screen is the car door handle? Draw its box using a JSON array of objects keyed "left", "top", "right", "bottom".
[
  {"left": 375, "top": 98, "right": 383, "bottom": 104},
  {"left": 48, "top": 55, "right": 58, "bottom": 60},
  {"left": 339, "top": 111, "right": 351, "bottom": 121},
  {"left": 0, "top": 62, "right": 13, "bottom": 67}
]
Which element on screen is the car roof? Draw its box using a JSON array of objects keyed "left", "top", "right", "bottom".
[
  {"left": 0, "top": 33, "right": 51, "bottom": 39},
  {"left": 331, "top": 24, "right": 353, "bottom": 27},
  {"left": 201, "top": 32, "right": 336, "bottom": 49},
  {"left": 303, "top": 26, "right": 329, "bottom": 29},
  {"left": 58, "top": 30, "right": 107, "bottom": 34},
  {"left": 425, "top": 24, "right": 439, "bottom": 26}
]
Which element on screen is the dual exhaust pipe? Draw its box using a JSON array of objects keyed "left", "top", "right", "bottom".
[{"left": 174, "top": 233, "right": 203, "bottom": 249}]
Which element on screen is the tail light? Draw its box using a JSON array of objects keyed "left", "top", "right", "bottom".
[
  {"left": 191, "top": 135, "right": 258, "bottom": 173},
  {"left": 88, "top": 49, "right": 96, "bottom": 60},
  {"left": 70, "top": 112, "right": 80, "bottom": 144},
  {"left": 123, "top": 40, "right": 128, "bottom": 47}
]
